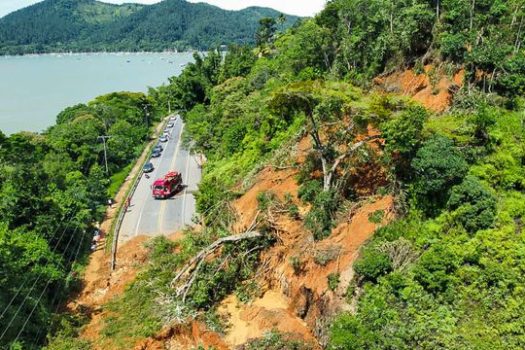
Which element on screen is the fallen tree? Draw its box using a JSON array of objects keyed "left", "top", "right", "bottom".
[{"left": 170, "top": 213, "right": 263, "bottom": 302}]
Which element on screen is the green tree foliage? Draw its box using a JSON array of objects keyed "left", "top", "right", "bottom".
[
  {"left": 219, "top": 45, "right": 257, "bottom": 82},
  {"left": 411, "top": 135, "right": 468, "bottom": 213},
  {"left": 2, "top": 0, "right": 523, "bottom": 347},
  {"left": 0, "top": 88, "right": 162, "bottom": 349},
  {"left": 447, "top": 176, "right": 497, "bottom": 233},
  {"left": 381, "top": 105, "right": 428, "bottom": 178},
  {"left": 354, "top": 248, "right": 393, "bottom": 283},
  {"left": 316, "top": 0, "right": 435, "bottom": 79},
  {"left": 0, "top": 0, "right": 299, "bottom": 55},
  {"left": 256, "top": 17, "right": 277, "bottom": 48},
  {"left": 310, "top": 0, "right": 525, "bottom": 99}
]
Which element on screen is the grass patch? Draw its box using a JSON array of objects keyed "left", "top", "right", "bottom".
[
  {"left": 368, "top": 210, "right": 385, "bottom": 224},
  {"left": 107, "top": 163, "right": 133, "bottom": 198}
]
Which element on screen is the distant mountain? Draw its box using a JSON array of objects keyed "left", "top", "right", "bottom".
[{"left": 0, "top": 0, "right": 300, "bottom": 55}]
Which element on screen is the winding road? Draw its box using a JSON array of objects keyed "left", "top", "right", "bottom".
[{"left": 118, "top": 115, "right": 202, "bottom": 242}]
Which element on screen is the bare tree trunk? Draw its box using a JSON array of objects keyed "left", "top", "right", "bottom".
[
  {"left": 170, "top": 230, "right": 262, "bottom": 296},
  {"left": 488, "top": 69, "right": 496, "bottom": 93},
  {"left": 470, "top": 0, "right": 476, "bottom": 31},
  {"left": 321, "top": 138, "right": 376, "bottom": 192},
  {"left": 515, "top": 16, "right": 524, "bottom": 54}
]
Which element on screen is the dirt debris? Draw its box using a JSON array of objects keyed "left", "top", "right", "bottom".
[
  {"left": 374, "top": 65, "right": 464, "bottom": 112},
  {"left": 69, "top": 120, "right": 395, "bottom": 349}
]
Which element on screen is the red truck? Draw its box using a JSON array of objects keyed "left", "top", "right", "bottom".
[{"left": 152, "top": 171, "right": 183, "bottom": 199}]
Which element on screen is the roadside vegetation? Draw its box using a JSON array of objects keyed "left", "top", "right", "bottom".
[
  {"left": 0, "top": 91, "right": 165, "bottom": 349},
  {"left": 2, "top": 0, "right": 525, "bottom": 348}
]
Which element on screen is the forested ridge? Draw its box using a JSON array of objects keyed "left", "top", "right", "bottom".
[
  {"left": 0, "top": 0, "right": 299, "bottom": 55},
  {"left": 2, "top": 0, "right": 525, "bottom": 348}
]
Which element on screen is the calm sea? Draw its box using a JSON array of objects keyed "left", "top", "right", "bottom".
[{"left": 0, "top": 52, "right": 193, "bottom": 135}]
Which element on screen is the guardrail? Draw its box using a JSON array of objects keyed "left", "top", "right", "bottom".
[{"left": 109, "top": 114, "right": 174, "bottom": 271}]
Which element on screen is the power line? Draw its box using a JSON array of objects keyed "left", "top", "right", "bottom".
[
  {"left": 11, "top": 227, "right": 79, "bottom": 345},
  {"left": 98, "top": 135, "right": 111, "bottom": 174},
  {"left": 0, "top": 214, "right": 74, "bottom": 323},
  {"left": 0, "top": 216, "right": 77, "bottom": 343},
  {"left": 33, "top": 228, "right": 91, "bottom": 345}
]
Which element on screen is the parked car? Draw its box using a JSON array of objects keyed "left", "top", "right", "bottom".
[
  {"left": 153, "top": 144, "right": 163, "bottom": 152},
  {"left": 159, "top": 135, "right": 168, "bottom": 143},
  {"left": 143, "top": 162, "right": 154, "bottom": 173},
  {"left": 151, "top": 150, "right": 162, "bottom": 158},
  {"left": 166, "top": 122, "right": 174, "bottom": 128}
]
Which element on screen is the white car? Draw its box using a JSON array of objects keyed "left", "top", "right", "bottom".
[{"left": 159, "top": 135, "right": 168, "bottom": 143}]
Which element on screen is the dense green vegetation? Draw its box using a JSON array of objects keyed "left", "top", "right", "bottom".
[
  {"left": 0, "top": 0, "right": 299, "bottom": 55},
  {"left": 157, "top": 0, "right": 525, "bottom": 348},
  {"left": 0, "top": 92, "right": 163, "bottom": 349},
  {"left": 2, "top": 0, "right": 525, "bottom": 348}
]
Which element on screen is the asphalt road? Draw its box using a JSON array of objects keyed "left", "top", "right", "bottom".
[{"left": 118, "top": 115, "right": 202, "bottom": 242}]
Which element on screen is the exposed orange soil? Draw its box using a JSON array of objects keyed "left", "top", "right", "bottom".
[
  {"left": 74, "top": 235, "right": 150, "bottom": 343},
  {"left": 133, "top": 322, "right": 229, "bottom": 350},
  {"left": 218, "top": 129, "right": 394, "bottom": 348},
  {"left": 66, "top": 118, "right": 172, "bottom": 347},
  {"left": 73, "top": 121, "right": 394, "bottom": 348},
  {"left": 219, "top": 291, "right": 318, "bottom": 348},
  {"left": 234, "top": 166, "right": 301, "bottom": 233},
  {"left": 374, "top": 65, "right": 464, "bottom": 112}
]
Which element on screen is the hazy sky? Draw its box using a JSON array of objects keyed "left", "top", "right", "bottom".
[{"left": 0, "top": 0, "right": 327, "bottom": 18}]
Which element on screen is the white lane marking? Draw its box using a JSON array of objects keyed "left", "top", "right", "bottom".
[
  {"left": 180, "top": 149, "right": 192, "bottom": 227},
  {"left": 158, "top": 119, "right": 184, "bottom": 233},
  {"left": 132, "top": 117, "right": 175, "bottom": 237}
]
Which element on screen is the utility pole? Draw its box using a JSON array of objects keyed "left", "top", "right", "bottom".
[
  {"left": 98, "top": 136, "right": 111, "bottom": 174},
  {"left": 143, "top": 104, "right": 151, "bottom": 127}
]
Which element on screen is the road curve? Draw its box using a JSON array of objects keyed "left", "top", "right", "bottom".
[{"left": 118, "top": 115, "right": 202, "bottom": 242}]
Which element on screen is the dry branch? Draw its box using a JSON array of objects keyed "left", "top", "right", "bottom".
[{"left": 169, "top": 230, "right": 262, "bottom": 296}]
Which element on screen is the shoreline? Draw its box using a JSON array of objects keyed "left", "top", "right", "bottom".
[{"left": 1, "top": 50, "right": 196, "bottom": 58}]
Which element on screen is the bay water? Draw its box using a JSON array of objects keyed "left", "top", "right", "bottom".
[{"left": 0, "top": 52, "right": 193, "bottom": 135}]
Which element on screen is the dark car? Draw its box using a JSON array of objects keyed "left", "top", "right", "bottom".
[
  {"left": 159, "top": 135, "right": 168, "bottom": 143},
  {"left": 151, "top": 150, "right": 162, "bottom": 158},
  {"left": 153, "top": 144, "right": 163, "bottom": 152},
  {"left": 143, "top": 162, "right": 154, "bottom": 173}
]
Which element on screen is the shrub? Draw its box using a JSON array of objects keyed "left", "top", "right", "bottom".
[
  {"left": 354, "top": 249, "right": 392, "bottom": 283},
  {"left": 327, "top": 273, "right": 340, "bottom": 291},
  {"left": 257, "top": 191, "right": 277, "bottom": 211},
  {"left": 304, "top": 190, "right": 339, "bottom": 240},
  {"left": 244, "top": 331, "right": 313, "bottom": 350},
  {"left": 329, "top": 314, "right": 377, "bottom": 349},
  {"left": 413, "top": 245, "right": 460, "bottom": 294},
  {"left": 314, "top": 246, "right": 341, "bottom": 266},
  {"left": 298, "top": 179, "right": 323, "bottom": 203},
  {"left": 289, "top": 256, "right": 303, "bottom": 274},
  {"left": 411, "top": 135, "right": 468, "bottom": 214},
  {"left": 447, "top": 176, "right": 497, "bottom": 233},
  {"left": 144, "top": 236, "right": 177, "bottom": 263},
  {"left": 381, "top": 105, "right": 427, "bottom": 160},
  {"left": 368, "top": 210, "right": 385, "bottom": 224},
  {"left": 235, "top": 280, "right": 261, "bottom": 303}
]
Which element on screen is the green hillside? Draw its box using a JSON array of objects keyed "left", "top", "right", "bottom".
[
  {"left": 1, "top": 0, "right": 525, "bottom": 349},
  {"left": 0, "top": 0, "right": 299, "bottom": 55}
]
